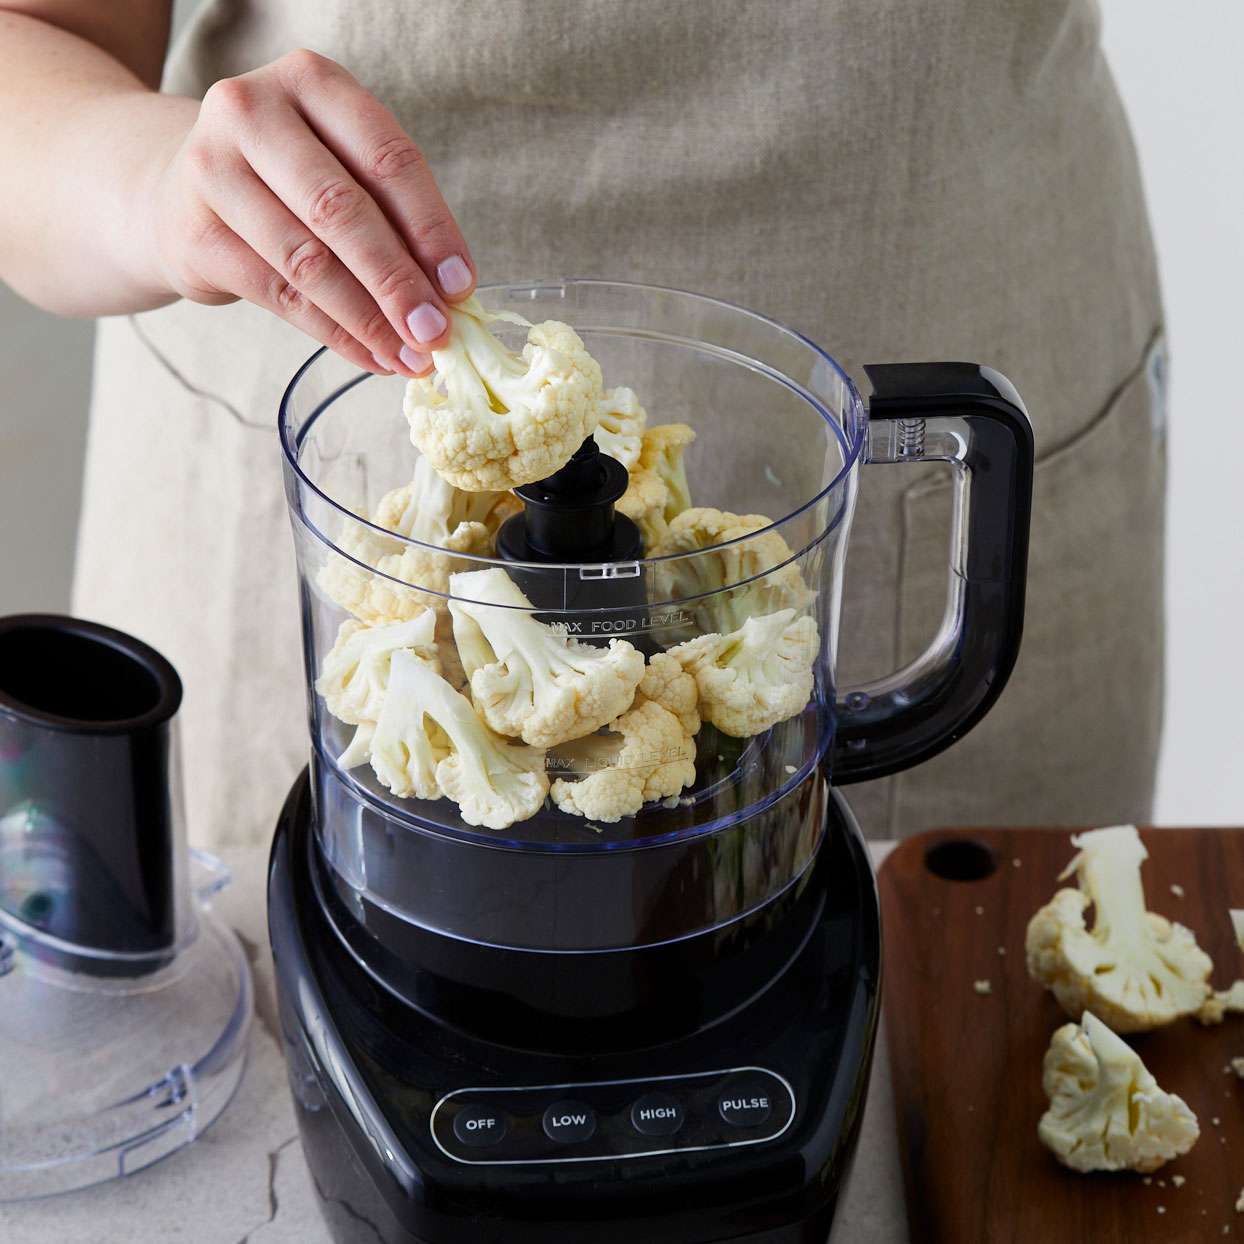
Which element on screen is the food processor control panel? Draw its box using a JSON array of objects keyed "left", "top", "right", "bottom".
[{"left": 430, "top": 1067, "right": 794, "bottom": 1164}]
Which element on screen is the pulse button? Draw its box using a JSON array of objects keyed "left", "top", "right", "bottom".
[
  {"left": 543, "top": 1100, "right": 597, "bottom": 1144},
  {"left": 630, "top": 1092, "right": 684, "bottom": 1137},
  {"left": 452, "top": 1104, "right": 508, "bottom": 1148},
  {"left": 718, "top": 1079, "right": 774, "bottom": 1128}
]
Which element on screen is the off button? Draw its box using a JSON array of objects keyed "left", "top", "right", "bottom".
[
  {"left": 452, "top": 1104, "right": 508, "bottom": 1148},
  {"left": 542, "top": 1100, "right": 597, "bottom": 1144},
  {"left": 718, "top": 1079, "right": 774, "bottom": 1128}
]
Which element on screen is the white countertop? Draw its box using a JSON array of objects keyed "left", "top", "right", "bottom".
[{"left": 0, "top": 843, "right": 906, "bottom": 1244}]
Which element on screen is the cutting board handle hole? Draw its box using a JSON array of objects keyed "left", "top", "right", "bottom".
[{"left": 924, "top": 839, "right": 997, "bottom": 882}]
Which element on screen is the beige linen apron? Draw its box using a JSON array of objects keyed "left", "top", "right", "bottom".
[{"left": 74, "top": 0, "right": 1165, "bottom": 849}]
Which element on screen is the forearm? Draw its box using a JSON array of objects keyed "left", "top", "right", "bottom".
[{"left": 0, "top": 10, "right": 192, "bottom": 316}]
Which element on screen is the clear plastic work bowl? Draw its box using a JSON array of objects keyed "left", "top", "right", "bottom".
[{"left": 280, "top": 280, "right": 865, "bottom": 952}]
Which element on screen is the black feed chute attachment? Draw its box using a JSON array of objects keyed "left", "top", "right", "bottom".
[{"left": 495, "top": 437, "right": 650, "bottom": 640}]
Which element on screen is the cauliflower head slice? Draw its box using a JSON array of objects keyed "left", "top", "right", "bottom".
[
  {"left": 669, "top": 608, "right": 818, "bottom": 738},
  {"left": 448, "top": 567, "right": 645, "bottom": 748},
  {"left": 315, "top": 611, "right": 439, "bottom": 728},
  {"left": 317, "top": 461, "right": 507, "bottom": 623},
  {"left": 617, "top": 423, "right": 696, "bottom": 549},
  {"left": 1038, "top": 1011, "right": 1199, "bottom": 1173},
  {"left": 404, "top": 295, "right": 603, "bottom": 491},
  {"left": 370, "top": 649, "right": 548, "bottom": 829},
  {"left": 1025, "top": 825, "right": 1213, "bottom": 1032},
  {"left": 651, "top": 507, "right": 815, "bottom": 634},
  {"left": 593, "top": 386, "right": 647, "bottom": 469},
  {"left": 550, "top": 700, "right": 696, "bottom": 823}
]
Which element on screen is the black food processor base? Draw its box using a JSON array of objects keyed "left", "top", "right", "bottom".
[{"left": 268, "top": 772, "right": 881, "bottom": 1244}]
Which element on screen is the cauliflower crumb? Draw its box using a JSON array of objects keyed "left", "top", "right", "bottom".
[
  {"left": 1237, "top": 1188, "right": 1244, "bottom": 1213},
  {"left": 1157, "top": 1206, "right": 1166, "bottom": 1214},
  {"left": 973, "top": 979, "right": 992, "bottom": 995},
  {"left": 1201, "top": 981, "right": 1244, "bottom": 1026},
  {"left": 1159, "top": 1179, "right": 1166, "bottom": 1187},
  {"left": 1173, "top": 1175, "right": 1186, "bottom": 1188},
  {"left": 1231, "top": 1058, "right": 1244, "bottom": 1080},
  {"left": 975, "top": 905, "right": 985, "bottom": 916},
  {"left": 1143, "top": 1177, "right": 1152, "bottom": 1186},
  {"left": 1171, "top": 883, "right": 1185, "bottom": 898},
  {"left": 1214, "top": 1117, "right": 1222, "bottom": 1126},
  {"left": 998, "top": 946, "right": 1008, "bottom": 956},
  {"left": 1012, "top": 858, "right": 1022, "bottom": 868},
  {"left": 784, "top": 764, "right": 797, "bottom": 775}
]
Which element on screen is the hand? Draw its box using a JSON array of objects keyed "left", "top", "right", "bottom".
[{"left": 147, "top": 49, "right": 473, "bottom": 377}]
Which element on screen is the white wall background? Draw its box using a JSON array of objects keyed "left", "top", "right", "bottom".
[
  {"left": 0, "top": 1, "right": 1240, "bottom": 823},
  {"left": 1099, "top": 0, "right": 1244, "bottom": 824}
]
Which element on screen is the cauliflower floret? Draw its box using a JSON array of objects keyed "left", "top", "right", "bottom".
[
  {"left": 550, "top": 700, "right": 696, "bottom": 823},
  {"left": 651, "top": 507, "right": 814, "bottom": 634},
  {"left": 368, "top": 650, "right": 448, "bottom": 801},
  {"left": 617, "top": 423, "right": 695, "bottom": 549},
  {"left": 404, "top": 295, "right": 603, "bottom": 491},
  {"left": 637, "top": 651, "right": 700, "bottom": 735},
  {"left": 315, "top": 611, "right": 438, "bottom": 727},
  {"left": 669, "top": 608, "right": 818, "bottom": 738},
  {"left": 448, "top": 567, "right": 644, "bottom": 748},
  {"left": 318, "top": 456, "right": 513, "bottom": 622},
  {"left": 593, "top": 386, "right": 647, "bottom": 469},
  {"left": 377, "top": 455, "right": 520, "bottom": 541},
  {"left": 1038, "top": 1011, "right": 1199, "bottom": 1173},
  {"left": 1026, "top": 825, "right": 1213, "bottom": 1032},
  {"left": 369, "top": 649, "right": 548, "bottom": 829}
]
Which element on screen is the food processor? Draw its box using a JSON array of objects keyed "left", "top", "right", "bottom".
[{"left": 270, "top": 280, "right": 1034, "bottom": 1242}]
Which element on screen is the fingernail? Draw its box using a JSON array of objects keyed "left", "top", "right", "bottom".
[
  {"left": 406, "top": 302, "right": 447, "bottom": 344},
  {"left": 371, "top": 351, "right": 394, "bottom": 373},
  {"left": 399, "top": 344, "right": 432, "bottom": 373},
  {"left": 436, "top": 254, "right": 473, "bottom": 297}
]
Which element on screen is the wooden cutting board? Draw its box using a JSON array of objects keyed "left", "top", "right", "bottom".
[{"left": 879, "top": 827, "right": 1244, "bottom": 1244}]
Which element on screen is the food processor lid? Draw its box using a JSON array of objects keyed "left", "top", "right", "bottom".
[
  {"left": 0, "top": 851, "right": 251, "bottom": 1201},
  {"left": 0, "top": 615, "right": 251, "bottom": 1200}
]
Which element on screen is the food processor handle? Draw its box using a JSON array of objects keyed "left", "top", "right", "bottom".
[{"left": 831, "top": 362, "right": 1035, "bottom": 784}]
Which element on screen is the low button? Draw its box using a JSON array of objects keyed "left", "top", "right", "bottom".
[
  {"left": 718, "top": 1079, "right": 774, "bottom": 1129},
  {"left": 542, "top": 1100, "right": 597, "bottom": 1145},
  {"left": 452, "top": 1104, "right": 508, "bottom": 1148},
  {"left": 630, "top": 1092, "right": 684, "bottom": 1138}
]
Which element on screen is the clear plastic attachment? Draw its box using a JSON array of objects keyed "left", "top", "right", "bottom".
[{"left": 0, "top": 617, "right": 252, "bottom": 1200}]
